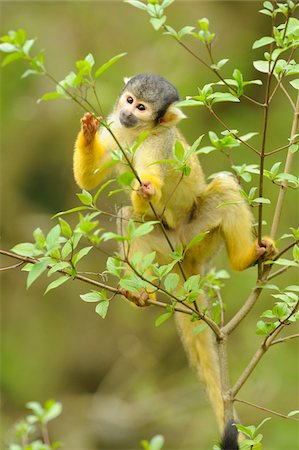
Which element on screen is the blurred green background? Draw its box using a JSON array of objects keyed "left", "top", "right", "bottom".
[{"left": 1, "top": 1, "right": 298, "bottom": 449}]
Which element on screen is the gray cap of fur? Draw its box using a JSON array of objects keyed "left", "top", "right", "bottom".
[{"left": 123, "top": 73, "right": 179, "bottom": 120}]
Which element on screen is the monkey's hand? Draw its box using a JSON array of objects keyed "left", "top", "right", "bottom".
[
  {"left": 138, "top": 180, "right": 156, "bottom": 200},
  {"left": 131, "top": 175, "right": 162, "bottom": 214},
  {"left": 81, "top": 112, "right": 101, "bottom": 146},
  {"left": 254, "top": 237, "right": 277, "bottom": 263}
]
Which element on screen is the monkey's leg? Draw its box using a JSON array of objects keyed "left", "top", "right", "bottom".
[
  {"left": 201, "top": 174, "right": 276, "bottom": 271},
  {"left": 73, "top": 113, "right": 112, "bottom": 190}
]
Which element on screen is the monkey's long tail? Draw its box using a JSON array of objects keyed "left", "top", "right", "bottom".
[
  {"left": 175, "top": 304, "right": 224, "bottom": 431},
  {"left": 221, "top": 421, "right": 239, "bottom": 450}
]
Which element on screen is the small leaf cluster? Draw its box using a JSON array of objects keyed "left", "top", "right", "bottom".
[
  {"left": 263, "top": 162, "right": 299, "bottom": 188},
  {"left": 0, "top": 29, "right": 45, "bottom": 77},
  {"left": 125, "top": 0, "right": 174, "bottom": 31},
  {"left": 236, "top": 417, "right": 271, "bottom": 450},
  {"left": 153, "top": 135, "right": 204, "bottom": 176},
  {"left": 240, "top": 187, "right": 271, "bottom": 207},
  {"left": 80, "top": 290, "right": 109, "bottom": 319},
  {"left": 177, "top": 83, "right": 240, "bottom": 108},
  {"left": 11, "top": 208, "right": 103, "bottom": 295},
  {"left": 200, "top": 130, "right": 258, "bottom": 156},
  {"left": 256, "top": 285, "right": 299, "bottom": 336},
  {"left": 216, "top": 69, "right": 263, "bottom": 97},
  {"left": 39, "top": 52, "right": 126, "bottom": 103},
  {"left": 253, "top": 3, "right": 299, "bottom": 90},
  {"left": 9, "top": 400, "right": 62, "bottom": 450}
]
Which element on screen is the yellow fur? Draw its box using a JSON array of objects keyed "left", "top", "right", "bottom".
[{"left": 73, "top": 79, "right": 276, "bottom": 433}]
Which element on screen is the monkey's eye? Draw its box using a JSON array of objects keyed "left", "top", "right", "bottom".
[
  {"left": 127, "top": 96, "right": 134, "bottom": 104},
  {"left": 137, "top": 104, "right": 146, "bottom": 111}
]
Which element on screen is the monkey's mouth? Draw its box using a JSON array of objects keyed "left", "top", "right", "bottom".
[{"left": 119, "top": 111, "right": 138, "bottom": 128}]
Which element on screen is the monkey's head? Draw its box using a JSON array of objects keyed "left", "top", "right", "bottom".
[{"left": 116, "top": 73, "right": 185, "bottom": 130}]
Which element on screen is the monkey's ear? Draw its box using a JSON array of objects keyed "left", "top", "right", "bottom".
[
  {"left": 159, "top": 106, "right": 187, "bottom": 126},
  {"left": 123, "top": 76, "right": 131, "bottom": 85}
]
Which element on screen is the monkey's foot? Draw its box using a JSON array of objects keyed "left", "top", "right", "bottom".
[
  {"left": 119, "top": 288, "right": 150, "bottom": 307},
  {"left": 81, "top": 112, "right": 101, "bottom": 145},
  {"left": 255, "top": 237, "right": 277, "bottom": 262},
  {"left": 137, "top": 180, "right": 155, "bottom": 200}
]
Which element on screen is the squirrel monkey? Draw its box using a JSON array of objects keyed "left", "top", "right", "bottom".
[{"left": 73, "top": 74, "right": 276, "bottom": 448}]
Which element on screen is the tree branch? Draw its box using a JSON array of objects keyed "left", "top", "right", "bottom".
[
  {"left": 270, "top": 92, "right": 299, "bottom": 240},
  {"left": 222, "top": 285, "right": 263, "bottom": 335},
  {"left": 234, "top": 398, "right": 299, "bottom": 423},
  {"left": 271, "top": 333, "right": 299, "bottom": 346},
  {"left": 231, "top": 300, "right": 299, "bottom": 397}
]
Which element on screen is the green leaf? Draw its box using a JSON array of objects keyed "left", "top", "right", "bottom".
[
  {"left": 253, "top": 60, "right": 273, "bottom": 73},
  {"left": 48, "top": 261, "right": 70, "bottom": 277},
  {"left": 27, "top": 258, "right": 50, "bottom": 288},
  {"left": 155, "top": 311, "right": 173, "bottom": 327},
  {"left": 131, "top": 221, "right": 158, "bottom": 239},
  {"left": 11, "top": 242, "right": 37, "bottom": 257},
  {"left": 164, "top": 272, "right": 180, "bottom": 293},
  {"left": 184, "top": 274, "right": 201, "bottom": 292},
  {"left": 175, "top": 99, "right": 205, "bottom": 107},
  {"left": 211, "top": 58, "right": 229, "bottom": 70},
  {"left": 0, "top": 42, "right": 17, "bottom": 52},
  {"left": 149, "top": 435, "right": 165, "bottom": 450},
  {"left": 185, "top": 231, "right": 209, "bottom": 252},
  {"left": 95, "top": 300, "right": 109, "bottom": 319},
  {"left": 288, "top": 410, "right": 299, "bottom": 417},
  {"left": 77, "top": 190, "right": 93, "bottom": 206},
  {"left": 80, "top": 291, "right": 105, "bottom": 302},
  {"left": 95, "top": 53, "right": 127, "bottom": 79},
  {"left": 72, "top": 246, "right": 93, "bottom": 265},
  {"left": 174, "top": 140, "right": 185, "bottom": 161},
  {"left": 44, "top": 275, "right": 69, "bottom": 294},
  {"left": 252, "top": 36, "right": 275, "bottom": 49},
  {"left": 193, "top": 323, "right": 208, "bottom": 335},
  {"left": 38, "top": 92, "right": 64, "bottom": 103},
  {"left": 44, "top": 400, "right": 63, "bottom": 422},
  {"left": 253, "top": 197, "right": 271, "bottom": 204},
  {"left": 106, "top": 256, "right": 122, "bottom": 277},
  {"left": 290, "top": 79, "right": 299, "bottom": 90},
  {"left": 210, "top": 92, "right": 240, "bottom": 103},
  {"left": 1, "top": 51, "right": 23, "bottom": 67},
  {"left": 59, "top": 218, "right": 72, "bottom": 238},
  {"left": 21, "top": 69, "right": 39, "bottom": 79},
  {"left": 124, "top": 0, "right": 148, "bottom": 11},
  {"left": 150, "top": 16, "right": 167, "bottom": 31},
  {"left": 93, "top": 178, "right": 115, "bottom": 204},
  {"left": 117, "top": 171, "right": 135, "bottom": 186},
  {"left": 52, "top": 206, "right": 92, "bottom": 218},
  {"left": 26, "top": 401, "right": 44, "bottom": 417}
]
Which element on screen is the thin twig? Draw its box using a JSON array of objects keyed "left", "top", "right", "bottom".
[
  {"left": 271, "top": 333, "right": 299, "bottom": 346},
  {"left": 265, "top": 140, "right": 298, "bottom": 156},
  {"left": 0, "top": 249, "right": 200, "bottom": 318},
  {"left": 270, "top": 92, "right": 299, "bottom": 240},
  {"left": 267, "top": 265, "right": 291, "bottom": 281},
  {"left": 208, "top": 107, "right": 261, "bottom": 156},
  {"left": 222, "top": 285, "right": 263, "bottom": 335},
  {"left": 0, "top": 261, "right": 24, "bottom": 271},
  {"left": 273, "top": 239, "right": 299, "bottom": 261},
  {"left": 169, "top": 30, "right": 263, "bottom": 107},
  {"left": 231, "top": 300, "right": 299, "bottom": 397},
  {"left": 234, "top": 398, "right": 299, "bottom": 423}
]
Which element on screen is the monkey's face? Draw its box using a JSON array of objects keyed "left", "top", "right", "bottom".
[{"left": 117, "top": 92, "right": 155, "bottom": 130}]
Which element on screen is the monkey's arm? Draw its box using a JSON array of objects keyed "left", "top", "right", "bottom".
[
  {"left": 73, "top": 113, "right": 112, "bottom": 190},
  {"left": 204, "top": 176, "right": 276, "bottom": 271}
]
